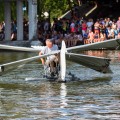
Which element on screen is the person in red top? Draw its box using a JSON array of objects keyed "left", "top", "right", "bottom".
[
  {"left": 70, "top": 20, "right": 75, "bottom": 33},
  {"left": 82, "top": 21, "right": 87, "bottom": 36}
]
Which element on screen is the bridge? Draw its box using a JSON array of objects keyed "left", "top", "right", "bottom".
[{"left": 0, "top": 0, "right": 37, "bottom": 41}]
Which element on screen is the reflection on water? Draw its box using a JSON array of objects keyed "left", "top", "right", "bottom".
[
  {"left": 60, "top": 83, "right": 67, "bottom": 109},
  {"left": 84, "top": 50, "right": 120, "bottom": 63},
  {"left": 84, "top": 50, "right": 107, "bottom": 57},
  {"left": 0, "top": 51, "right": 36, "bottom": 64},
  {"left": 0, "top": 50, "right": 120, "bottom": 119},
  {"left": 60, "top": 83, "right": 68, "bottom": 117}
]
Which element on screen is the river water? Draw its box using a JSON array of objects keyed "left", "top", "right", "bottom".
[{"left": 0, "top": 50, "right": 120, "bottom": 120}]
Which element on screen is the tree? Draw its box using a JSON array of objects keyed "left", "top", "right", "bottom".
[
  {"left": 0, "top": 1, "right": 4, "bottom": 22},
  {"left": 0, "top": 0, "right": 72, "bottom": 22},
  {"left": 37, "top": 0, "right": 69, "bottom": 21}
]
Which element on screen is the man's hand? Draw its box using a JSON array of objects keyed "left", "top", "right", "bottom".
[
  {"left": 39, "top": 51, "right": 45, "bottom": 65},
  {"left": 41, "top": 59, "right": 45, "bottom": 65}
]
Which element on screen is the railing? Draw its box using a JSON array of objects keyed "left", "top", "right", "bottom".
[
  {"left": 58, "top": 10, "right": 71, "bottom": 20},
  {"left": 85, "top": 2, "right": 98, "bottom": 17},
  {"left": 58, "top": 2, "right": 97, "bottom": 20}
]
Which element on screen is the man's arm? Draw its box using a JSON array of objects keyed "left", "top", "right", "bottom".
[{"left": 39, "top": 51, "right": 45, "bottom": 65}]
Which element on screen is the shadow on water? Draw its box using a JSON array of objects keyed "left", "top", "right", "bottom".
[{"left": 0, "top": 73, "right": 112, "bottom": 93}]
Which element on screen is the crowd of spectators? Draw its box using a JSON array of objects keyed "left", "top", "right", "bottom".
[
  {"left": 0, "top": 21, "right": 5, "bottom": 41},
  {"left": 37, "top": 16, "right": 120, "bottom": 48},
  {"left": 1, "top": 15, "right": 120, "bottom": 48}
]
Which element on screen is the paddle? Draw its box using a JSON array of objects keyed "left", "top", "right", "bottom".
[{"left": 0, "top": 50, "right": 60, "bottom": 75}]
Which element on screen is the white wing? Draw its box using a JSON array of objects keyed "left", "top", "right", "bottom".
[
  {"left": 66, "top": 53, "right": 112, "bottom": 73},
  {"left": 0, "top": 50, "right": 60, "bottom": 74},
  {"left": 0, "top": 44, "right": 39, "bottom": 52},
  {"left": 67, "top": 39, "right": 120, "bottom": 52}
]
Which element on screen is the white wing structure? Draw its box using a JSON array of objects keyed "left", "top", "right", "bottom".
[
  {"left": 1, "top": 39, "right": 119, "bottom": 81},
  {"left": 0, "top": 44, "right": 39, "bottom": 52},
  {"left": 60, "top": 41, "right": 67, "bottom": 81},
  {"left": 67, "top": 39, "right": 120, "bottom": 52},
  {"left": 31, "top": 46, "right": 45, "bottom": 51},
  {"left": 0, "top": 50, "right": 60, "bottom": 75},
  {"left": 1, "top": 39, "right": 120, "bottom": 52},
  {"left": 66, "top": 53, "right": 111, "bottom": 73}
]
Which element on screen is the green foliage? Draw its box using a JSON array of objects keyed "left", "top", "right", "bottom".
[
  {"left": 11, "top": 1, "right": 17, "bottom": 20},
  {"left": 38, "top": 0, "right": 69, "bottom": 21},
  {"left": 0, "top": 0, "right": 71, "bottom": 22},
  {"left": 0, "top": 1, "right": 4, "bottom": 22}
]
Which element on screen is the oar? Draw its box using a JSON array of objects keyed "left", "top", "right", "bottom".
[{"left": 0, "top": 50, "right": 60, "bottom": 75}]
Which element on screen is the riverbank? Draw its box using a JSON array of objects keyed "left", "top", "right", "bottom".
[{"left": 0, "top": 40, "right": 42, "bottom": 47}]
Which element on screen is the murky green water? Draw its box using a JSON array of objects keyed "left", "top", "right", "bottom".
[{"left": 0, "top": 50, "right": 120, "bottom": 120}]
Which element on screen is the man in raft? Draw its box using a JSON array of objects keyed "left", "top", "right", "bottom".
[{"left": 39, "top": 38, "right": 59, "bottom": 77}]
